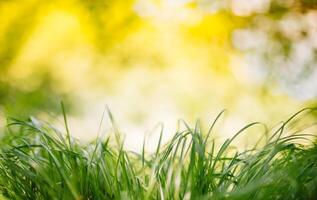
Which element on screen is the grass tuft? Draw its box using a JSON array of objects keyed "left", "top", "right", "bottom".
[{"left": 0, "top": 108, "right": 317, "bottom": 199}]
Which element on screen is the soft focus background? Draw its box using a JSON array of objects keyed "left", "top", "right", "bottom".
[{"left": 1, "top": 0, "right": 317, "bottom": 151}]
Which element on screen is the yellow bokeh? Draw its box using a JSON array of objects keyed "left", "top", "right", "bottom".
[{"left": 0, "top": 0, "right": 312, "bottom": 151}]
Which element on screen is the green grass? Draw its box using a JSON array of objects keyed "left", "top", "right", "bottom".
[{"left": 0, "top": 108, "right": 317, "bottom": 199}]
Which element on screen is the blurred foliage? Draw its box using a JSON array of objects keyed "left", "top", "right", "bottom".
[
  {"left": 226, "top": 0, "right": 317, "bottom": 99},
  {"left": 0, "top": 0, "right": 316, "bottom": 126},
  {"left": 0, "top": 0, "right": 139, "bottom": 117}
]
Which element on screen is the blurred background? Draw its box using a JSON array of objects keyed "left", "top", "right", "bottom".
[{"left": 1, "top": 0, "right": 317, "bottom": 151}]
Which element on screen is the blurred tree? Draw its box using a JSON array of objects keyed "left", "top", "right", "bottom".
[{"left": 225, "top": 0, "right": 317, "bottom": 100}]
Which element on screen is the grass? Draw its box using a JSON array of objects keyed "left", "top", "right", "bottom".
[{"left": 0, "top": 107, "right": 317, "bottom": 199}]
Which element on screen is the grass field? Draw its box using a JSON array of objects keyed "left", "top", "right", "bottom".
[{"left": 0, "top": 107, "right": 317, "bottom": 200}]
